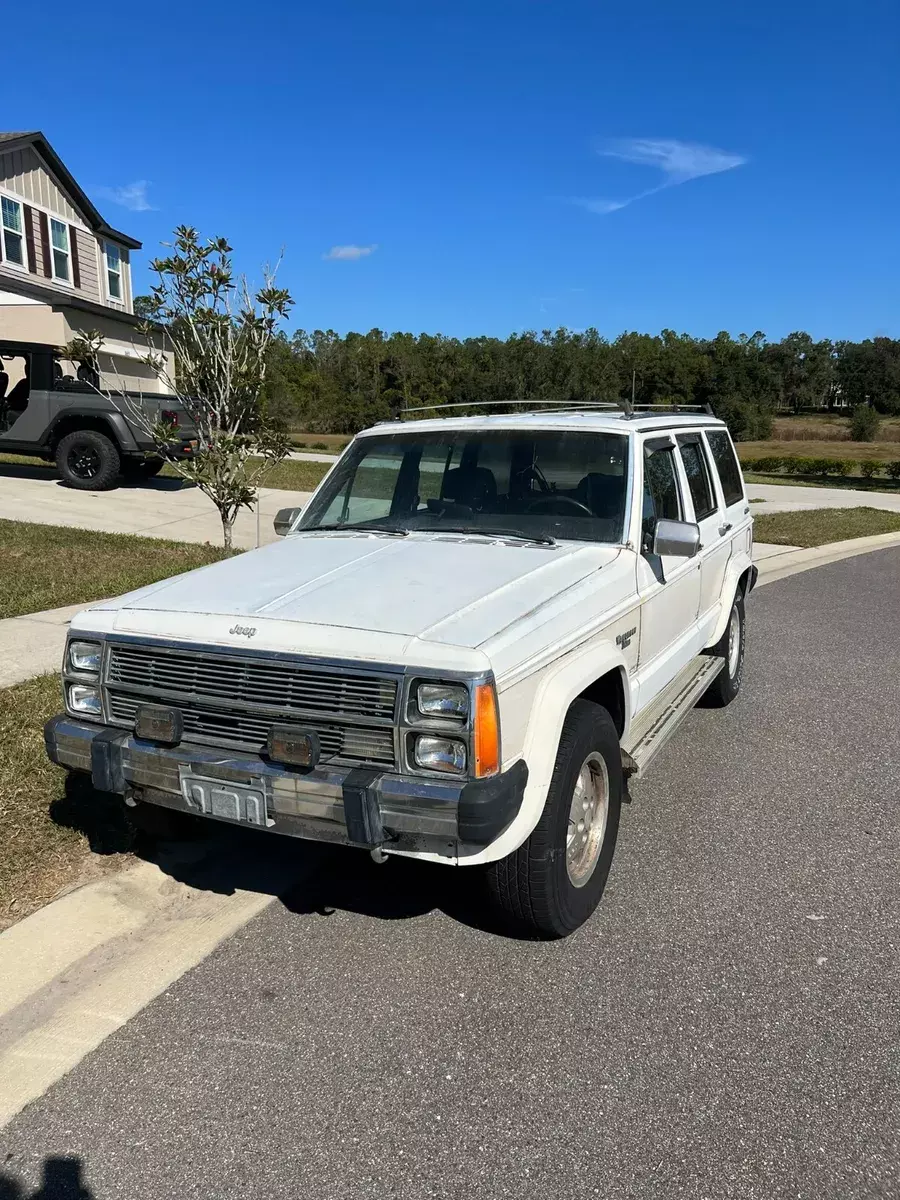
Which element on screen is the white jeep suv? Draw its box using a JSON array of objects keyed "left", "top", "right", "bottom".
[{"left": 46, "top": 408, "right": 755, "bottom": 938}]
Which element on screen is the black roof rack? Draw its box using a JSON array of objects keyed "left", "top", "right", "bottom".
[{"left": 396, "top": 399, "right": 714, "bottom": 420}]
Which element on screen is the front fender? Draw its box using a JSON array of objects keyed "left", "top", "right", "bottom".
[{"left": 459, "top": 644, "right": 629, "bottom": 865}]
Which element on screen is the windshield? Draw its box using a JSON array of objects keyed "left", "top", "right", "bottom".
[{"left": 298, "top": 429, "right": 630, "bottom": 544}]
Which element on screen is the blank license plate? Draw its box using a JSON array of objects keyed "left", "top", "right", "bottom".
[{"left": 179, "top": 770, "right": 272, "bottom": 827}]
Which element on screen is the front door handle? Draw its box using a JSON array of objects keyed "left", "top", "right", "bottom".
[{"left": 719, "top": 522, "right": 733, "bottom": 536}]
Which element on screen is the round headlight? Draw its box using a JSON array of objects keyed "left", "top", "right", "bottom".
[{"left": 417, "top": 683, "right": 469, "bottom": 720}]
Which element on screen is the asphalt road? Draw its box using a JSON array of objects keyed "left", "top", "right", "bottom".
[{"left": 3, "top": 550, "right": 900, "bottom": 1200}]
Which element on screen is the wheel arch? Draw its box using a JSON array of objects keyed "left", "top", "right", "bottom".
[
  {"left": 704, "top": 557, "right": 755, "bottom": 650},
  {"left": 462, "top": 647, "right": 630, "bottom": 866},
  {"left": 48, "top": 411, "right": 138, "bottom": 454}
]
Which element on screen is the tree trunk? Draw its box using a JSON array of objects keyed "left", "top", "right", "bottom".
[{"left": 221, "top": 513, "right": 234, "bottom": 552}]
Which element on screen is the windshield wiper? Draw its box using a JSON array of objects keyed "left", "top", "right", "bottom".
[
  {"left": 415, "top": 525, "right": 556, "bottom": 546},
  {"left": 295, "top": 522, "right": 409, "bottom": 537}
]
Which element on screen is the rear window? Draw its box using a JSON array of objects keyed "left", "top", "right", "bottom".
[{"left": 705, "top": 430, "right": 744, "bottom": 507}]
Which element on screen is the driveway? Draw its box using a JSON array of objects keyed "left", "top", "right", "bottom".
[
  {"left": 748, "top": 481, "right": 900, "bottom": 514},
  {"left": 1, "top": 549, "right": 898, "bottom": 1199},
  {"left": 0, "top": 463, "right": 311, "bottom": 550}
]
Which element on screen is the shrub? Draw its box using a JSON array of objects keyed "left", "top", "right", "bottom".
[
  {"left": 833, "top": 459, "right": 854, "bottom": 477},
  {"left": 753, "top": 456, "right": 784, "bottom": 474},
  {"left": 810, "top": 458, "right": 839, "bottom": 477},
  {"left": 312, "top": 442, "right": 329, "bottom": 450},
  {"left": 887, "top": 461, "right": 900, "bottom": 480},
  {"left": 781, "top": 456, "right": 802, "bottom": 475},
  {"left": 850, "top": 404, "right": 881, "bottom": 442},
  {"left": 860, "top": 460, "right": 881, "bottom": 479}
]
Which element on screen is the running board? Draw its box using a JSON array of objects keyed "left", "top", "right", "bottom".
[{"left": 621, "top": 656, "right": 724, "bottom": 779}]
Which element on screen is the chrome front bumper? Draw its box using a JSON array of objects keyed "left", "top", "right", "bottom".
[{"left": 44, "top": 716, "right": 527, "bottom": 859}]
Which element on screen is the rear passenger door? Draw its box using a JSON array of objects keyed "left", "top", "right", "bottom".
[
  {"left": 634, "top": 437, "right": 702, "bottom": 711},
  {"left": 676, "top": 432, "right": 731, "bottom": 644}
]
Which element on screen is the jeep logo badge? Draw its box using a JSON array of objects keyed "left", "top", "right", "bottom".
[{"left": 229, "top": 624, "right": 257, "bottom": 638}]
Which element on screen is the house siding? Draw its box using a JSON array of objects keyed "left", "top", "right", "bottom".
[{"left": 0, "top": 145, "right": 84, "bottom": 225}]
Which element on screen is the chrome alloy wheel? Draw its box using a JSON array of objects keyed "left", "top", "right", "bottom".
[
  {"left": 727, "top": 604, "right": 741, "bottom": 677},
  {"left": 565, "top": 752, "right": 610, "bottom": 888}
]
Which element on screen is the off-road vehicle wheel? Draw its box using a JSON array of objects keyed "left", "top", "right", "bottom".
[
  {"left": 486, "top": 699, "right": 622, "bottom": 939},
  {"left": 700, "top": 591, "right": 746, "bottom": 708},
  {"left": 56, "top": 429, "right": 121, "bottom": 490}
]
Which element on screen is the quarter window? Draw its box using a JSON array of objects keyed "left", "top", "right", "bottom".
[
  {"left": 643, "top": 446, "right": 682, "bottom": 527},
  {"left": 50, "top": 219, "right": 70, "bottom": 281},
  {"left": 105, "top": 242, "right": 122, "bottom": 299},
  {"left": 706, "top": 430, "right": 744, "bottom": 507},
  {"left": 677, "top": 436, "right": 717, "bottom": 520},
  {"left": 1, "top": 197, "right": 24, "bottom": 267}
]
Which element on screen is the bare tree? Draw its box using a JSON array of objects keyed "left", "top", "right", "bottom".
[{"left": 65, "top": 226, "right": 293, "bottom": 550}]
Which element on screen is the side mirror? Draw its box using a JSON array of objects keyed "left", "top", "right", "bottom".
[
  {"left": 273, "top": 506, "right": 302, "bottom": 537},
  {"left": 651, "top": 517, "right": 700, "bottom": 558}
]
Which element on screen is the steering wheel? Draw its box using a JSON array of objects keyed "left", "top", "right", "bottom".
[
  {"left": 526, "top": 495, "right": 593, "bottom": 516},
  {"left": 519, "top": 464, "right": 551, "bottom": 493}
]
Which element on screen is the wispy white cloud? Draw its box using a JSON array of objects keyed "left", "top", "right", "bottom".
[
  {"left": 575, "top": 138, "right": 747, "bottom": 216},
  {"left": 322, "top": 244, "right": 378, "bottom": 261},
  {"left": 94, "top": 180, "right": 155, "bottom": 212}
]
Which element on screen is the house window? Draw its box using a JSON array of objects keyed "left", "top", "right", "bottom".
[
  {"left": 105, "top": 242, "right": 122, "bottom": 300},
  {"left": 1, "top": 196, "right": 25, "bottom": 267},
  {"left": 50, "top": 219, "right": 70, "bottom": 281}
]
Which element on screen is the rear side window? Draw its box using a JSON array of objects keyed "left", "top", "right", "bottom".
[
  {"left": 706, "top": 430, "right": 744, "bottom": 506},
  {"left": 677, "top": 435, "right": 717, "bottom": 520}
]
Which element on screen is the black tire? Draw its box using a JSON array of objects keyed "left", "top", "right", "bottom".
[
  {"left": 56, "top": 429, "right": 121, "bottom": 490},
  {"left": 486, "top": 699, "right": 622, "bottom": 939},
  {"left": 121, "top": 456, "right": 165, "bottom": 480},
  {"left": 127, "top": 799, "right": 200, "bottom": 841},
  {"left": 700, "top": 590, "right": 746, "bottom": 708}
]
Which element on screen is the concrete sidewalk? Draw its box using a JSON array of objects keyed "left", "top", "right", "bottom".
[{"left": 0, "top": 468, "right": 311, "bottom": 549}]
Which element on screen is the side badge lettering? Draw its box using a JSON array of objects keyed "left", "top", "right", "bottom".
[{"left": 616, "top": 626, "right": 637, "bottom": 650}]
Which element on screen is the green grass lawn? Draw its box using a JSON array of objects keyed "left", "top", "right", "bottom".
[
  {"left": 753, "top": 507, "right": 900, "bottom": 547},
  {"left": 0, "top": 673, "right": 134, "bottom": 928},
  {"left": 0, "top": 520, "right": 231, "bottom": 620}
]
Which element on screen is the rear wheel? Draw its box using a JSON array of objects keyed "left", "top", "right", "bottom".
[
  {"left": 56, "top": 429, "right": 121, "bottom": 490},
  {"left": 700, "top": 591, "right": 746, "bottom": 707},
  {"left": 486, "top": 700, "right": 622, "bottom": 939}
]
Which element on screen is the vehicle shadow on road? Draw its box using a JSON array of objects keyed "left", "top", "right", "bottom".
[
  {"left": 0, "top": 1155, "right": 94, "bottom": 1199},
  {"left": 51, "top": 777, "right": 530, "bottom": 939}
]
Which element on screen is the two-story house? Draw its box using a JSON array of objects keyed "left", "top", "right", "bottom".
[{"left": 0, "top": 130, "right": 170, "bottom": 393}]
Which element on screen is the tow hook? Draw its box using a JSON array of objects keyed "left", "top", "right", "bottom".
[{"left": 370, "top": 847, "right": 389, "bottom": 865}]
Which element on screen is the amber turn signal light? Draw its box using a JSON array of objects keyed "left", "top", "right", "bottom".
[{"left": 473, "top": 683, "right": 500, "bottom": 778}]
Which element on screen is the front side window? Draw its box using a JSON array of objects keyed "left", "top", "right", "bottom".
[
  {"left": 301, "top": 430, "right": 630, "bottom": 544},
  {"left": 105, "top": 242, "right": 122, "bottom": 299},
  {"left": 706, "top": 429, "right": 744, "bottom": 507},
  {"left": 642, "top": 446, "right": 682, "bottom": 529},
  {"left": 1, "top": 197, "right": 24, "bottom": 267},
  {"left": 50, "top": 219, "right": 70, "bottom": 281},
  {"left": 677, "top": 435, "right": 717, "bottom": 520}
]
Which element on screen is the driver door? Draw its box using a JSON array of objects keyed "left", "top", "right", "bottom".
[{"left": 634, "top": 437, "right": 702, "bottom": 712}]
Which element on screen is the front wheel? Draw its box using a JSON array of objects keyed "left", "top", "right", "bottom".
[
  {"left": 485, "top": 700, "right": 622, "bottom": 939},
  {"left": 700, "top": 591, "right": 746, "bottom": 708}
]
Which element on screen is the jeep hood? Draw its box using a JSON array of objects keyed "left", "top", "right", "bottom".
[{"left": 85, "top": 531, "right": 621, "bottom": 652}]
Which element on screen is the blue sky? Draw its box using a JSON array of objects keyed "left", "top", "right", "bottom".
[{"left": 4, "top": 0, "right": 898, "bottom": 341}]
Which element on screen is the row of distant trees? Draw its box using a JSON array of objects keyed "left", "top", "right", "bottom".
[{"left": 256, "top": 327, "right": 900, "bottom": 440}]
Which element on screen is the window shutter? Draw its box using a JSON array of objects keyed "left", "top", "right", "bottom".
[
  {"left": 38, "top": 211, "right": 52, "bottom": 277},
  {"left": 69, "top": 225, "right": 81, "bottom": 289},
  {"left": 23, "top": 205, "right": 37, "bottom": 273}
]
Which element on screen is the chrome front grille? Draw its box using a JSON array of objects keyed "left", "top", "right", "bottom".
[{"left": 104, "top": 642, "right": 399, "bottom": 769}]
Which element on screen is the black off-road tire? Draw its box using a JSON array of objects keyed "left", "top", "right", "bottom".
[
  {"left": 485, "top": 700, "right": 622, "bottom": 939},
  {"left": 56, "top": 429, "right": 121, "bottom": 491},
  {"left": 700, "top": 591, "right": 746, "bottom": 708}
]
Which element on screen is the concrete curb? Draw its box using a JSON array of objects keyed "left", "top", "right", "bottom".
[{"left": 754, "top": 529, "right": 900, "bottom": 586}]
